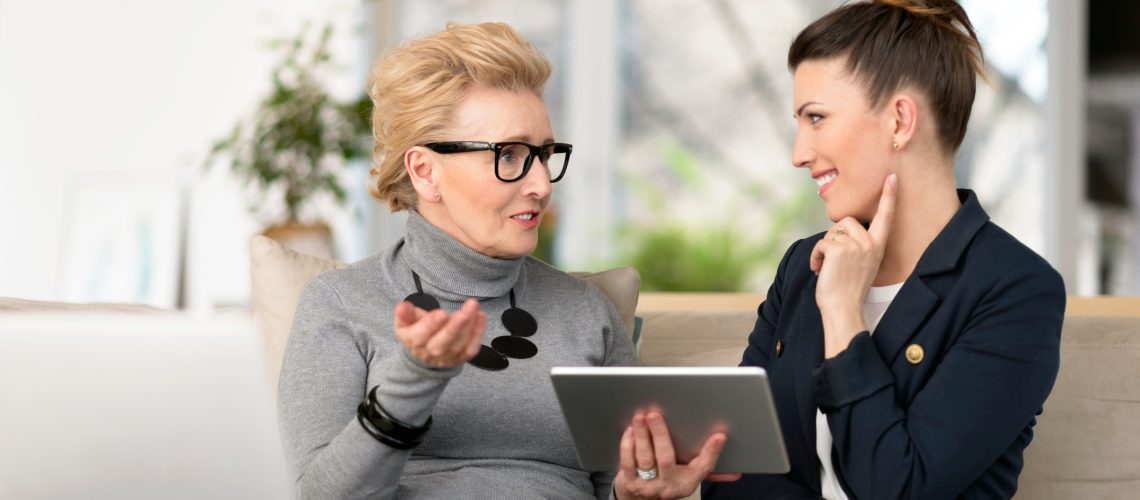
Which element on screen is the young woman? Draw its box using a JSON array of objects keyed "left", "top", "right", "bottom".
[
  {"left": 277, "top": 23, "right": 638, "bottom": 499},
  {"left": 619, "top": 2, "right": 1065, "bottom": 499}
]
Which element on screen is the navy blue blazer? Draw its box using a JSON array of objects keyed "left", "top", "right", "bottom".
[{"left": 703, "top": 190, "right": 1065, "bottom": 500}]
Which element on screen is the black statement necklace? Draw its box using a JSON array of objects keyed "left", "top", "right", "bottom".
[{"left": 405, "top": 271, "right": 538, "bottom": 371}]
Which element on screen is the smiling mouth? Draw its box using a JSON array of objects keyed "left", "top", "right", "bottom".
[
  {"left": 814, "top": 171, "right": 838, "bottom": 193},
  {"left": 511, "top": 212, "right": 537, "bottom": 221}
]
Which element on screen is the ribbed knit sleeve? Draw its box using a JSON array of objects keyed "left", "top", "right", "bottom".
[{"left": 278, "top": 277, "right": 460, "bottom": 500}]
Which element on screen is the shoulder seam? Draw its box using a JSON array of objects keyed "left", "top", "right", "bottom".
[{"left": 309, "top": 276, "right": 365, "bottom": 359}]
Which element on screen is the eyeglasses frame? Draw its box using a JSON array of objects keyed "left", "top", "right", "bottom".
[{"left": 422, "top": 141, "right": 572, "bottom": 183}]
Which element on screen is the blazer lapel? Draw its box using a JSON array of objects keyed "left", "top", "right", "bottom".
[
  {"left": 872, "top": 189, "right": 989, "bottom": 363},
  {"left": 794, "top": 283, "right": 824, "bottom": 455},
  {"left": 870, "top": 277, "right": 940, "bottom": 364}
]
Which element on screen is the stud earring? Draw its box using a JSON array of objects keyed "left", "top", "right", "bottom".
[{"left": 892, "top": 142, "right": 900, "bottom": 151}]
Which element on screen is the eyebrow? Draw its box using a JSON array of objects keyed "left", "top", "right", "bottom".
[
  {"left": 794, "top": 101, "right": 821, "bottom": 118},
  {"left": 500, "top": 134, "right": 556, "bottom": 145}
]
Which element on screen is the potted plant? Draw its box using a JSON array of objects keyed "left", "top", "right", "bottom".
[{"left": 206, "top": 22, "right": 371, "bottom": 259}]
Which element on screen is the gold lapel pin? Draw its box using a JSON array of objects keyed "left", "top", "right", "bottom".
[
  {"left": 775, "top": 339, "right": 784, "bottom": 357},
  {"left": 905, "top": 344, "right": 925, "bottom": 365}
]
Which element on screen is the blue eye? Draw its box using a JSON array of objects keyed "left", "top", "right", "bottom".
[{"left": 500, "top": 144, "right": 528, "bottom": 164}]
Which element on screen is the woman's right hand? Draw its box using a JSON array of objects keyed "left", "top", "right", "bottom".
[
  {"left": 811, "top": 173, "right": 897, "bottom": 358},
  {"left": 614, "top": 412, "right": 741, "bottom": 500},
  {"left": 393, "top": 298, "right": 487, "bottom": 369}
]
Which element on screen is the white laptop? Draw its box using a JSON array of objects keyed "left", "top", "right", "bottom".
[{"left": 0, "top": 314, "right": 294, "bottom": 500}]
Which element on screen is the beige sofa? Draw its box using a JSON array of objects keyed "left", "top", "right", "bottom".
[{"left": 4, "top": 236, "right": 1138, "bottom": 499}]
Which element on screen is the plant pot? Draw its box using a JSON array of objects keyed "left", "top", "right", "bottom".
[{"left": 262, "top": 221, "right": 335, "bottom": 260}]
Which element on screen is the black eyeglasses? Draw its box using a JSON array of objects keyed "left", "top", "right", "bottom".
[{"left": 423, "top": 141, "right": 572, "bottom": 183}]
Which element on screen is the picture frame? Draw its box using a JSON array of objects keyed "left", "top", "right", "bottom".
[{"left": 60, "top": 175, "right": 185, "bottom": 309}]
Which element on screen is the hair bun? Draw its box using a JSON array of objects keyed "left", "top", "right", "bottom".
[
  {"left": 874, "top": 0, "right": 984, "bottom": 77},
  {"left": 874, "top": 0, "right": 973, "bottom": 35},
  {"left": 874, "top": 0, "right": 960, "bottom": 18},
  {"left": 874, "top": 0, "right": 975, "bottom": 34}
]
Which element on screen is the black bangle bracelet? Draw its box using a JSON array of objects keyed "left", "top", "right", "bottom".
[
  {"left": 358, "top": 403, "right": 416, "bottom": 449},
  {"left": 356, "top": 386, "right": 433, "bottom": 449}
]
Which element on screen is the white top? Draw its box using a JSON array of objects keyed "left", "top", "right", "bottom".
[{"left": 817, "top": 282, "right": 904, "bottom": 500}]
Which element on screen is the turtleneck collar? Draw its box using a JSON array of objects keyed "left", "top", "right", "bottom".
[{"left": 398, "top": 210, "right": 524, "bottom": 301}]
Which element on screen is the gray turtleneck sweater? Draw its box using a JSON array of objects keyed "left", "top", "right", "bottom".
[{"left": 278, "top": 211, "right": 638, "bottom": 499}]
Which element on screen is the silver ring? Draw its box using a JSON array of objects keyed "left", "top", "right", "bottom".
[{"left": 636, "top": 467, "right": 658, "bottom": 480}]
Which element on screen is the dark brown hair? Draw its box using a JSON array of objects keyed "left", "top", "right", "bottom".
[{"left": 788, "top": 0, "right": 985, "bottom": 154}]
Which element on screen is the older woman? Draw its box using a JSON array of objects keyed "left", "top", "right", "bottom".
[{"left": 277, "top": 22, "right": 638, "bottom": 499}]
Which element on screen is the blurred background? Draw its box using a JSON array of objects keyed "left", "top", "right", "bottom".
[{"left": 0, "top": 0, "right": 1135, "bottom": 316}]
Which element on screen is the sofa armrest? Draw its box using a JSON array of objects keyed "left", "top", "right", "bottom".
[{"left": 0, "top": 297, "right": 168, "bottom": 315}]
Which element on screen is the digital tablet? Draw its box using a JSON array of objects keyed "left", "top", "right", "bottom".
[{"left": 550, "top": 366, "right": 789, "bottom": 474}]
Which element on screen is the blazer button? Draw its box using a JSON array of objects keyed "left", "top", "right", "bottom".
[
  {"left": 905, "top": 344, "right": 925, "bottom": 364},
  {"left": 775, "top": 339, "right": 784, "bottom": 357}
]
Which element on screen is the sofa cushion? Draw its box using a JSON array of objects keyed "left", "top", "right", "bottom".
[
  {"left": 569, "top": 266, "right": 640, "bottom": 337},
  {"left": 249, "top": 235, "right": 640, "bottom": 386},
  {"left": 1018, "top": 315, "right": 1140, "bottom": 498},
  {"left": 637, "top": 310, "right": 755, "bottom": 367},
  {"left": 249, "top": 236, "right": 347, "bottom": 387}
]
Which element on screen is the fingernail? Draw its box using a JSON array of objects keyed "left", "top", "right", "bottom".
[{"left": 888, "top": 173, "right": 897, "bottom": 186}]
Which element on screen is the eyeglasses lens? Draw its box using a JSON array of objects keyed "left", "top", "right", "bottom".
[{"left": 497, "top": 143, "right": 567, "bottom": 182}]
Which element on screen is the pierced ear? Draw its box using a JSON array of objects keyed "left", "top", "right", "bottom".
[
  {"left": 404, "top": 146, "right": 438, "bottom": 200},
  {"left": 889, "top": 93, "right": 919, "bottom": 151}
]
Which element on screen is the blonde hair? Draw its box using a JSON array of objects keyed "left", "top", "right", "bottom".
[{"left": 366, "top": 22, "right": 553, "bottom": 211}]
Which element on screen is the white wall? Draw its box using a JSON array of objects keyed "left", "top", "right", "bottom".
[{"left": 0, "top": 0, "right": 366, "bottom": 309}]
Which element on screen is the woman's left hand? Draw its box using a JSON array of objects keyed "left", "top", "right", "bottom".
[
  {"left": 810, "top": 174, "right": 897, "bottom": 358},
  {"left": 613, "top": 412, "right": 741, "bottom": 500}
]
